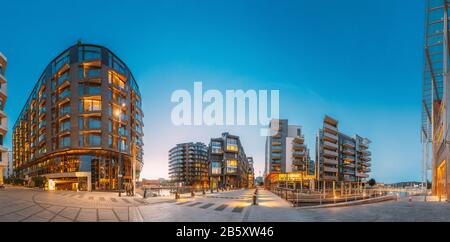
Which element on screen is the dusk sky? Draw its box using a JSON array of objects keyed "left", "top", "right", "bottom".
[{"left": 1, "top": 0, "right": 424, "bottom": 183}]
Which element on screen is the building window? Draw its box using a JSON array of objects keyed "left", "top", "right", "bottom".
[
  {"left": 38, "top": 147, "right": 47, "bottom": 154},
  {"left": 79, "top": 67, "right": 101, "bottom": 79},
  {"left": 226, "top": 160, "right": 238, "bottom": 174},
  {"left": 211, "top": 161, "right": 221, "bottom": 175},
  {"left": 80, "top": 99, "right": 102, "bottom": 112},
  {"left": 0, "top": 134, "right": 3, "bottom": 146},
  {"left": 80, "top": 133, "right": 102, "bottom": 146},
  {"left": 56, "top": 71, "right": 69, "bottom": 87},
  {"left": 79, "top": 46, "right": 101, "bottom": 62},
  {"left": 119, "top": 124, "right": 126, "bottom": 136},
  {"left": 59, "top": 102, "right": 71, "bottom": 116},
  {"left": 38, "top": 133, "right": 46, "bottom": 144},
  {"left": 226, "top": 138, "right": 238, "bottom": 152},
  {"left": 59, "top": 119, "right": 71, "bottom": 132},
  {"left": 79, "top": 83, "right": 101, "bottom": 96},
  {"left": 108, "top": 72, "right": 126, "bottom": 90},
  {"left": 135, "top": 123, "right": 142, "bottom": 134},
  {"left": 79, "top": 116, "right": 101, "bottom": 129},
  {"left": 53, "top": 51, "right": 70, "bottom": 73},
  {"left": 59, "top": 87, "right": 70, "bottom": 99},
  {"left": 112, "top": 58, "right": 126, "bottom": 75},
  {"left": 211, "top": 141, "right": 222, "bottom": 154},
  {"left": 59, "top": 135, "right": 70, "bottom": 148}
]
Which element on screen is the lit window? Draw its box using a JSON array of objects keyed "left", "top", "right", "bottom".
[
  {"left": 80, "top": 99, "right": 102, "bottom": 112},
  {"left": 211, "top": 161, "right": 221, "bottom": 175},
  {"left": 226, "top": 160, "right": 238, "bottom": 174}
]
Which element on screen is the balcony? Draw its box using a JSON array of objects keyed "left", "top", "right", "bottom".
[
  {"left": 323, "top": 149, "right": 338, "bottom": 157},
  {"left": 343, "top": 162, "right": 355, "bottom": 168},
  {"left": 0, "top": 83, "right": 6, "bottom": 98},
  {"left": 271, "top": 146, "right": 282, "bottom": 152},
  {"left": 271, "top": 139, "right": 282, "bottom": 146},
  {"left": 293, "top": 136, "right": 305, "bottom": 143},
  {"left": 343, "top": 155, "right": 355, "bottom": 162},
  {"left": 343, "top": 169, "right": 355, "bottom": 175},
  {"left": 363, "top": 150, "right": 372, "bottom": 156},
  {"left": 323, "top": 175, "right": 338, "bottom": 181},
  {"left": 292, "top": 151, "right": 306, "bottom": 157},
  {"left": 359, "top": 142, "right": 369, "bottom": 149},
  {"left": 343, "top": 141, "right": 355, "bottom": 148},
  {"left": 324, "top": 123, "right": 338, "bottom": 134},
  {"left": 0, "top": 120, "right": 7, "bottom": 133},
  {"left": 323, "top": 141, "right": 338, "bottom": 149},
  {"left": 324, "top": 166, "right": 338, "bottom": 173},
  {"left": 292, "top": 143, "right": 306, "bottom": 150},
  {"left": 323, "top": 158, "right": 338, "bottom": 165},
  {"left": 0, "top": 72, "right": 6, "bottom": 84},
  {"left": 356, "top": 173, "right": 369, "bottom": 178},
  {"left": 271, "top": 153, "right": 282, "bottom": 160},
  {"left": 323, "top": 132, "right": 338, "bottom": 142},
  {"left": 359, "top": 162, "right": 371, "bottom": 167},
  {"left": 342, "top": 149, "right": 355, "bottom": 155}
]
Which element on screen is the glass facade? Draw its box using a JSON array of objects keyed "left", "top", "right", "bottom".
[{"left": 12, "top": 43, "right": 144, "bottom": 191}]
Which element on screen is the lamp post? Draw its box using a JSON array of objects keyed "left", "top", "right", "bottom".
[{"left": 116, "top": 103, "right": 126, "bottom": 196}]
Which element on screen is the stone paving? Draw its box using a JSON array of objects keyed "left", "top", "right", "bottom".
[{"left": 1, "top": 186, "right": 450, "bottom": 222}]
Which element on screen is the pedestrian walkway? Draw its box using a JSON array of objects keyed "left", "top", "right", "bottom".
[{"left": 3, "top": 186, "right": 450, "bottom": 222}]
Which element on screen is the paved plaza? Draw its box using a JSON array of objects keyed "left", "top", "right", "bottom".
[{"left": 1, "top": 186, "right": 450, "bottom": 222}]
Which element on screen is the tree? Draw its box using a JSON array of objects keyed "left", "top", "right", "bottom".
[
  {"left": 368, "top": 178, "right": 376, "bottom": 187},
  {"left": 31, "top": 176, "right": 47, "bottom": 188}
]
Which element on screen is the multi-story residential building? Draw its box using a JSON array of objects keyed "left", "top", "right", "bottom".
[
  {"left": 247, "top": 157, "right": 255, "bottom": 188},
  {"left": 316, "top": 116, "right": 371, "bottom": 190},
  {"left": 0, "top": 51, "right": 8, "bottom": 185},
  {"left": 208, "top": 132, "right": 253, "bottom": 189},
  {"left": 168, "top": 142, "right": 209, "bottom": 189},
  {"left": 265, "top": 120, "right": 312, "bottom": 174},
  {"left": 12, "top": 43, "right": 144, "bottom": 191},
  {"left": 422, "top": 1, "right": 450, "bottom": 200}
]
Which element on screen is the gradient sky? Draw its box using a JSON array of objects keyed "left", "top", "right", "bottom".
[{"left": 0, "top": 0, "right": 425, "bottom": 183}]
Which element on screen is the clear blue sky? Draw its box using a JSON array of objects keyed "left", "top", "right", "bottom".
[{"left": 0, "top": 0, "right": 425, "bottom": 183}]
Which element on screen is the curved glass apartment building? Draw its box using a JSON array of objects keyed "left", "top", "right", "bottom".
[
  {"left": 12, "top": 43, "right": 144, "bottom": 191},
  {"left": 169, "top": 142, "right": 209, "bottom": 189}
]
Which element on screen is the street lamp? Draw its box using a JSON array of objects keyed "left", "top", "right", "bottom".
[{"left": 116, "top": 103, "right": 126, "bottom": 196}]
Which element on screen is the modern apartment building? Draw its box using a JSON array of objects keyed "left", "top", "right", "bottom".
[
  {"left": 265, "top": 119, "right": 312, "bottom": 175},
  {"left": 247, "top": 157, "right": 255, "bottom": 188},
  {"left": 12, "top": 43, "right": 144, "bottom": 191},
  {"left": 0, "top": 52, "right": 8, "bottom": 185},
  {"left": 316, "top": 116, "right": 371, "bottom": 188},
  {"left": 208, "top": 132, "right": 253, "bottom": 189},
  {"left": 422, "top": 0, "right": 450, "bottom": 200},
  {"left": 264, "top": 120, "right": 315, "bottom": 189},
  {"left": 168, "top": 142, "right": 209, "bottom": 189}
]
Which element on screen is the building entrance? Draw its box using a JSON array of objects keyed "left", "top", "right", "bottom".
[{"left": 437, "top": 160, "right": 447, "bottom": 199}]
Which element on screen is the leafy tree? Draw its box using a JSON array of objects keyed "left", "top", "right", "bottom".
[
  {"left": 368, "top": 178, "right": 376, "bottom": 187},
  {"left": 31, "top": 176, "right": 46, "bottom": 188}
]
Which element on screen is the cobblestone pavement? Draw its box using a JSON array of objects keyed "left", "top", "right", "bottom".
[{"left": 2, "top": 186, "right": 450, "bottom": 222}]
